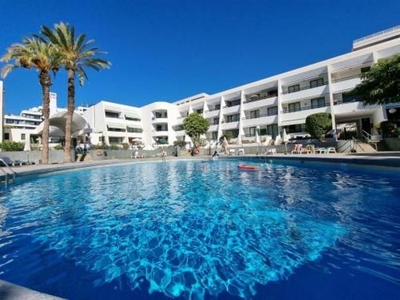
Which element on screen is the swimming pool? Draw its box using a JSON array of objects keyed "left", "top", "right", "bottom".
[{"left": 0, "top": 159, "right": 399, "bottom": 299}]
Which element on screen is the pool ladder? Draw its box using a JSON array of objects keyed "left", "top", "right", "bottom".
[{"left": 0, "top": 159, "right": 16, "bottom": 187}]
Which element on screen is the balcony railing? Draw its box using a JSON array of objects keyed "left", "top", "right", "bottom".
[
  {"left": 331, "top": 73, "right": 361, "bottom": 83},
  {"left": 242, "top": 112, "right": 277, "bottom": 120},
  {"left": 282, "top": 82, "right": 328, "bottom": 95},
  {"left": 245, "top": 93, "right": 277, "bottom": 103},
  {"left": 282, "top": 103, "right": 331, "bottom": 114}
]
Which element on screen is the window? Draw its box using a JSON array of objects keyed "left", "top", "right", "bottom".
[
  {"left": 21, "top": 134, "right": 26, "bottom": 140},
  {"left": 288, "top": 84, "right": 300, "bottom": 93},
  {"left": 361, "top": 66, "right": 370, "bottom": 73},
  {"left": 215, "top": 104, "right": 221, "bottom": 110},
  {"left": 342, "top": 92, "right": 361, "bottom": 103},
  {"left": 310, "top": 78, "right": 324, "bottom": 88},
  {"left": 287, "top": 124, "right": 305, "bottom": 133},
  {"left": 288, "top": 102, "right": 301, "bottom": 112},
  {"left": 267, "top": 89, "right": 278, "bottom": 97},
  {"left": 226, "top": 114, "right": 240, "bottom": 123},
  {"left": 225, "top": 129, "right": 239, "bottom": 138},
  {"left": 267, "top": 106, "right": 278, "bottom": 116},
  {"left": 212, "top": 132, "right": 218, "bottom": 140},
  {"left": 109, "top": 137, "right": 122, "bottom": 144},
  {"left": 105, "top": 111, "right": 119, "bottom": 118},
  {"left": 4, "top": 133, "right": 9, "bottom": 140},
  {"left": 127, "top": 127, "right": 143, "bottom": 133},
  {"left": 249, "top": 110, "right": 260, "bottom": 119},
  {"left": 311, "top": 97, "right": 326, "bottom": 109},
  {"left": 249, "top": 127, "right": 257, "bottom": 137},
  {"left": 213, "top": 118, "right": 219, "bottom": 125},
  {"left": 266, "top": 124, "right": 278, "bottom": 138}
]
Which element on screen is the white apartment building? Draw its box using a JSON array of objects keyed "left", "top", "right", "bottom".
[
  {"left": 171, "top": 26, "right": 400, "bottom": 146},
  {"left": 1, "top": 26, "right": 400, "bottom": 148}
]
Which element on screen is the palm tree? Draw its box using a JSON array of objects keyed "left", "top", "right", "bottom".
[
  {"left": 41, "top": 22, "right": 111, "bottom": 163},
  {"left": 1, "top": 36, "right": 61, "bottom": 164}
]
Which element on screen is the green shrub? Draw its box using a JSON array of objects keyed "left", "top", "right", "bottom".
[
  {"left": 122, "top": 143, "right": 129, "bottom": 150},
  {"left": 0, "top": 141, "right": 24, "bottom": 151},
  {"left": 380, "top": 120, "right": 400, "bottom": 137},
  {"left": 305, "top": 113, "right": 332, "bottom": 140},
  {"left": 109, "top": 144, "right": 120, "bottom": 150},
  {"left": 53, "top": 144, "right": 64, "bottom": 150}
]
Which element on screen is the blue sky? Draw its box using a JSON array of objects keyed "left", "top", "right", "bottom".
[{"left": 0, "top": 0, "right": 399, "bottom": 114}]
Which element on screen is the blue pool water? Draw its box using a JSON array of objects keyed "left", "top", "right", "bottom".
[{"left": 0, "top": 158, "right": 399, "bottom": 299}]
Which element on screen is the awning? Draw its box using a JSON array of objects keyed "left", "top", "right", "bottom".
[
  {"left": 127, "top": 124, "right": 142, "bottom": 129},
  {"left": 280, "top": 119, "right": 306, "bottom": 126},
  {"left": 125, "top": 112, "right": 141, "bottom": 120},
  {"left": 107, "top": 123, "right": 126, "bottom": 129}
]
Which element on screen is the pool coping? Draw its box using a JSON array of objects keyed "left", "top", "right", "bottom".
[{"left": 1, "top": 152, "right": 399, "bottom": 299}]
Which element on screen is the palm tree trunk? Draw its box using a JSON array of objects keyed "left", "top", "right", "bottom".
[
  {"left": 39, "top": 72, "right": 52, "bottom": 164},
  {"left": 63, "top": 69, "right": 75, "bottom": 163}
]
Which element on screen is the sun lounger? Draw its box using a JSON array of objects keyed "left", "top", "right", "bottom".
[
  {"left": 327, "top": 147, "right": 337, "bottom": 153},
  {"left": 0, "top": 156, "right": 28, "bottom": 167}
]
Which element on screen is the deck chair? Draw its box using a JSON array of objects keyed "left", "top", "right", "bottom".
[
  {"left": 0, "top": 156, "right": 27, "bottom": 167},
  {"left": 327, "top": 147, "right": 337, "bottom": 153}
]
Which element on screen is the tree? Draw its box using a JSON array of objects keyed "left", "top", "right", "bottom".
[
  {"left": 1, "top": 36, "right": 61, "bottom": 164},
  {"left": 352, "top": 53, "right": 400, "bottom": 105},
  {"left": 305, "top": 113, "right": 332, "bottom": 140},
  {"left": 41, "top": 22, "right": 111, "bottom": 163},
  {"left": 183, "top": 113, "right": 210, "bottom": 151}
]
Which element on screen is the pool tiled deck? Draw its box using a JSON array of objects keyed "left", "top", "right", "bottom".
[{"left": 1, "top": 152, "right": 399, "bottom": 299}]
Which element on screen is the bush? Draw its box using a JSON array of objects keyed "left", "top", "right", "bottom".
[
  {"left": 0, "top": 141, "right": 24, "bottom": 151},
  {"left": 53, "top": 144, "right": 64, "bottom": 150},
  {"left": 305, "top": 113, "right": 332, "bottom": 140},
  {"left": 109, "top": 144, "right": 120, "bottom": 150},
  {"left": 380, "top": 120, "right": 400, "bottom": 137},
  {"left": 122, "top": 143, "right": 129, "bottom": 150}
]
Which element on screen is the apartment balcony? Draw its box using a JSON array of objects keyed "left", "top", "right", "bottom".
[
  {"left": 281, "top": 84, "right": 329, "bottom": 103},
  {"left": 152, "top": 117, "right": 168, "bottom": 124},
  {"left": 330, "top": 75, "right": 361, "bottom": 93},
  {"left": 208, "top": 124, "right": 219, "bottom": 131},
  {"left": 106, "top": 131, "right": 126, "bottom": 138},
  {"left": 151, "top": 130, "right": 169, "bottom": 136},
  {"left": 243, "top": 96, "right": 278, "bottom": 110},
  {"left": 222, "top": 105, "right": 240, "bottom": 114},
  {"left": 221, "top": 121, "right": 239, "bottom": 130},
  {"left": 174, "top": 130, "right": 186, "bottom": 136},
  {"left": 333, "top": 100, "right": 378, "bottom": 116},
  {"left": 280, "top": 105, "right": 331, "bottom": 126},
  {"left": 204, "top": 109, "right": 220, "bottom": 118},
  {"left": 241, "top": 114, "right": 278, "bottom": 127}
]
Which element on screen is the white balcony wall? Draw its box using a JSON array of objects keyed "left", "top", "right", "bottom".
[
  {"left": 242, "top": 115, "right": 278, "bottom": 127},
  {"left": 243, "top": 97, "right": 278, "bottom": 110},
  {"left": 330, "top": 77, "right": 361, "bottom": 93},
  {"left": 222, "top": 105, "right": 240, "bottom": 114},
  {"left": 204, "top": 110, "right": 220, "bottom": 118},
  {"left": 174, "top": 130, "right": 185, "bottom": 136},
  {"left": 333, "top": 101, "right": 368, "bottom": 114},
  {"left": 281, "top": 85, "right": 329, "bottom": 103},
  {"left": 221, "top": 121, "right": 239, "bottom": 130},
  {"left": 208, "top": 124, "right": 219, "bottom": 131},
  {"left": 280, "top": 107, "right": 330, "bottom": 125},
  {"left": 152, "top": 117, "right": 168, "bottom": 124},
  {"left": 152, "top": 130, "right": 169, "bottom": 136}
]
